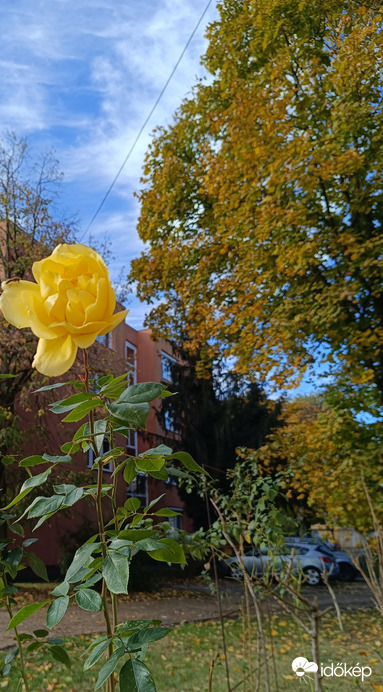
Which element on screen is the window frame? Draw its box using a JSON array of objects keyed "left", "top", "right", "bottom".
[{"left": 161, "top": 351, "right": 177, "bottom": 383}]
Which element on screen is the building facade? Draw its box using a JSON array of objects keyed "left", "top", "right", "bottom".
[{"left": 14, "top": 317, "right": 192, "bottom": 570}]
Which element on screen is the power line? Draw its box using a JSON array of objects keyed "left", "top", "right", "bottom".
[{"left": 81, "top": 0, "right": 214, "bottom": 241}]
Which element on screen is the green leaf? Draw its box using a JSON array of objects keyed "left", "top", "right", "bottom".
[
  {"left": 125, "top": 497, "right": 141, "bottom": 513},
  {"left": 92, "top": 419, "right": 108, "bottom": 454},
  {"left": 62, "top": 399, "right": 101, "bottom": 422},
  {"left": 26, "top": 641, "right": 44, "bottom": 653},
  {"left": 135, "top": 456, "right": 165, "bottom": 473},
  {"left": 155, "top": 508, "right": 181, "bottom": 517},
  {"left": 97, "top": 374, "right": 114, "bottom": 387},
  {"left": 17, "top": 634, "right": 34, "bottom": 642},
  {"left": 117, "top": 529, "right": 157, "bottom": 541},
  {"left": 139, "top": 444, "right": 173, "bottom": 457},
  {"left": 99, "top": 372, "right": 129, "bottom": 394},
  {"left": 26, "top": 495, "right": 64, "bottom": 519},
  {"left": 1, "top": 455, "right": 15, "bottom": 465},
  {"left": 50, "top": 644, "right": 71, "bottom": 668},
  {"left": 135, "top": 539, "right": 167, "bottom": 552},
  {"left": 50, "top": 392, "right": 94, "bottom": 413},
  {"left": 19, "top": 455, "right": 47, "bottom": 467},
  {"left": 147, "top": 467, "right": 169, "bottom": 481},
  {"left": 42, "top": 454, "right": 72, "bottom": 463},
  {"left": 147, "top": 538, "right": 186, "bottom": 564},
  {"left": 168, "top": 451, "right": 207, "bottom": 474},
  {"left": 78, "top": 576, "right": 103, "bottom": 592},
  {"left": 128, "top": 627, "right": 172, "bottom": 646},
  {"left": 95, "top": 648, "right": 125, "bottom": 690},
  {"left": 63, "top": 487, "right": 84, "bottom": 507},
  {"left": 116, "top": 619, "right": 161, "bottom": 634},
  {"left": 51, "top": 581, "right": 70, "bottom": 597},
  {"left": 5, "top": 548, "right": 23, "bottom": 572},
  {"left": 65, "top": 542, "right": 101, "bottom": 583},
  {"left": 26, "top": 552, "right": 49, "bottom": 582},
  {"left": 54, "top": 484, "right": 76, "bottom": 495},
  {"left": 6, "top": 602, "right": 48, "bottom": 630},
  {"left": 4, "top": 648, "right": 18, "bottom": 665},
  {"left": 102, "top": 552, "right": 129, "bottom": 594},
  {"left": 119, "top": 659, "right": 157, "bottom": 692},
  {"left": 107, "top": 401, "right": 150, "bottom": 428},
  {"left": 143, "top": 495, "right": 165, "bottom": 513},
  {"left": 118, "top": 382, "right": 165, "bottom": 404},
  {"left": 33, "top": 629, "right": 49, "bottom": 638},
  {"left": 33, "top": 381, "right": 77, "bottom": 393},
  {"left": 2, "top": 468, "right": 51, "bottom": 510},
  {"left": 83, "top": 638, "right": 110, "bottom": 671},
  {"left": 46, "top": 596, "right": 69, "bottom": 629},
  {"left": 0, "top": 374, "right": 16, "bottom": 379},
  {"left": 75, "top": 588, "right": 103, "bottom": 612},
  {"left": 123, "top": 458, "right": 137, "bottom": 484}
]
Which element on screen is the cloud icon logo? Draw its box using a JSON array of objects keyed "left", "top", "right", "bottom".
[{"left": 292, "top": 657, "right": 318, "bottom": 677}]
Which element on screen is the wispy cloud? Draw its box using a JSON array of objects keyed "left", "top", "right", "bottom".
[{"left": 1, "top": 0, "right": 218, "bottom": 326}]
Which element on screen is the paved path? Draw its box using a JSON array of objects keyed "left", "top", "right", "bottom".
[{"left": 0, "top": 581, "right": 375, "bottom": 649}]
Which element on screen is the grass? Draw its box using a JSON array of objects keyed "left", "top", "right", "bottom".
[{"left": 1, "top": 610, "right": 383, "bottom": 691}]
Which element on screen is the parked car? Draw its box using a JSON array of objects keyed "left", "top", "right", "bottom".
[
  {"left": 315, "top": 540, "right": 359, "bottom": 581},
  {"left": 219, "top": 539, "right": 338, "bottom": 586},
  {"left": 288, "top": 536, "right": 360, "bottom": 581}
]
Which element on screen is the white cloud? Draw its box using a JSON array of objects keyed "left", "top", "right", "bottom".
[{"left": 1, "top": 0, "right": 218, "bottom": 328}]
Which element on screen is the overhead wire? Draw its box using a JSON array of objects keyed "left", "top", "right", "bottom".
[{"left": 81, "top": 0, "right": 214, "bottom": 241}]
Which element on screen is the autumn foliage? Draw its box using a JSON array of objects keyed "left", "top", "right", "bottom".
[{"left": 131, "top": 0, "right": 383, "bottom": 400}]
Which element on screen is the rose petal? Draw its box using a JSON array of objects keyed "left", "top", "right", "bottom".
[
  {"left": 97, "top": 308, "right": 129, "bottom": 336},
  {"left": 85, "top": 277, "right": 108, "bottom": 323},
  {"left": 0, "top": 280, "right": 40, "bottom": 329},
  {"left": 29, "top": 296, "right": 65, "bottom": 340},
  {"left": 32, "top": 334, "right": 78, "bottom": 377}
]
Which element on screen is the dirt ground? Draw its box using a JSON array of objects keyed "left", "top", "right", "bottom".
[{"left": 0, "top": 579, "right": 376, "bottom": 649}]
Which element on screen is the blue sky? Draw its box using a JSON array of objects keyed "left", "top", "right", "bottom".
[{"left": 1, "top": 0, "right": 217, "bottom": 328}]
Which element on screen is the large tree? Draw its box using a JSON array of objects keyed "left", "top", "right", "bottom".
[
  {"left": 156, "top": 353, "right": 282, "bottom": 528},
  {"left": 131, "top": 0, "right": 383, "bottom": 401},
  {"left": 253, "top": 393, "right": 383, "bottom": 531}
]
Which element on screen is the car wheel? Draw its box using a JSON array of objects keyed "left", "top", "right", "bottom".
[
  {"left": 231, "top": 565, "right": 244, "bottom": 579},
  {"left": 303, "top": 566, "right": 321, "bottom": 586},
  {"left": 337, "top": 562, "right": 357, "bottom": 582}
]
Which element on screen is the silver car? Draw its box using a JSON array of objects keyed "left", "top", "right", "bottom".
[{"left": 221, "top": 540, "right": 338, "bottom": 586}]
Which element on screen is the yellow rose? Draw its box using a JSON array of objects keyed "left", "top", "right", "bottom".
[{"left": 0, "top": 244, "right": 128, "bottom": 377}]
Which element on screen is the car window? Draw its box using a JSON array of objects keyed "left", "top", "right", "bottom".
[{"left": 315, "top": 545, "right": 333, "bottom": 557}]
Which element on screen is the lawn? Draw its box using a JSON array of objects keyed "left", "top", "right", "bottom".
[{"left": 1, "top": 611, "right": 383, "bottom": 691}]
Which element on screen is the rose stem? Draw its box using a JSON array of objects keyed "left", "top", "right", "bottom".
[{"left": 83, "top": 349, "right": 115, "bottom": 692}]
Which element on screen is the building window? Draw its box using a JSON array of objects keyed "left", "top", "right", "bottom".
[
  {"left": 88, "top": 437, "right": 113, "bottom": 473},
  {"left": 167, "top": 509, "right": 183, "bottom": 530},
  {"left": 161, "top": 351, "right": 176, "bottom": 383},
  {"left": 126, "top": 341, "right": 137, "bottom": 387},
  {"left": 126, "top": 430, "right": 137, "bottom": 457},
  {"left": 96, "top": 332, "right": 113, "bottom": 349},
  {"left": 127, "top": 473, "right": 148, "bottom": 504},
  {"left": 163, "top": 409, "right": 176, "bottom": 433}
]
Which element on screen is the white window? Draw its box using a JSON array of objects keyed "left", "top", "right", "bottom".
[
  {"left": 88, "top": 437, "right": 113, "bottom": 473},
  {"left": 167, "top": 509, "right": 183, "bottom": 530},
  {"left": 163, "top": 409, "right": 176, "bottom": 433},
  {"left": 126, "top": 341, "right": 137, "bottom": 387},
  {"left": 96, "top": 332, "right": 113, "bottom": 349},
  {"left": 161, "top": 351, "right": 176, "bottom": 383},
  {"left": 126, "top": 430, "right": 137, "bottom": 456},
  {"left": 127, "top": 473, "right": 148, "bottom": 504}
]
